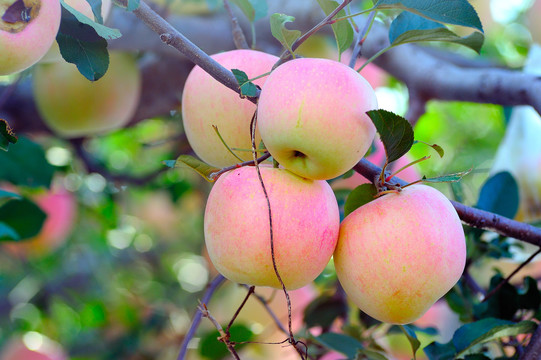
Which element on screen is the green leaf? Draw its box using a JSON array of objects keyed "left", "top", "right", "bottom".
[
  {"left": 373, "top": 0, "right": 483, "bottom": 32},
  {"left": 60, "top": 0, "right": 121, "bottom": 39},
  {"left": 421, "top": 168, "right": 472, "bottom": 183},
  {"left": 314, "top": 332, "right": 364, "bottom": 358},
  {"left": 303, "top": 294, "right": 348, "bottom": 329},
  {"left": 163, "top": 155, "right": 221, "bottom": 182},
  {"left": 389, "top": 11, "right": 483, "bottom": 53},
  {"left": 0, "top": 222, "right": 20, "bottom": 241},
  {"left": 0, "top": 198, "right": 46, "bottom": 241},
  {"left": 56, "top": 6, "right": 110, "bottom": 81},
  {"left": 86, "top": 0, "right": 104, "bottom": 23},
  {"left": 476, "top": 171, "right": 519, "bottom": 219},
  {"left": 366, "top": 110, "right": 414, "bottom": 164},
  {"left": 399, "top": 325, "right": 421, "bottom": 359},
  {"left": 355, "top": 349, "right": 389, "bottom": 360},
  {"left": 229, "top": 0, "right": 267, "bottom": 22},
  {"left": 519, "top": 276, "right": 541, "bottom": 311},
  {"left": 316, "top": 0, "right": 354, "bottom": 56},
  {"left": 0, "top": 119, "right": 17, "bottom": 151},
  {"left": 199, "top": 323, "right": 254, "bottom": 359},
  {"left": 424, "top": 340, "right": 456, "bottom": 360},
  {"left": 0, "top": 137, "right": 55, "bottom": 188},
  {"left": 452, "top": 318, "right": 536, "bottom": 356},
  {"left": 126, "top": 0, "right": 140, "bottom": 11},
  {"left": 0, "top": 189, "right": 21, "bottom": 200},
  {"left": 269, "top": 13, "right": 301, "bottom": 55},
  {"left": 231, "top": 69, "right": 258, "bottom": 97},
  {"left": 344, "top": 183, "right": 377, "bottom": 217}
]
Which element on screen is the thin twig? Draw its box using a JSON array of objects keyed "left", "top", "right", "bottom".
[
  {"left": 227, "top": 286, "right": 255, "bottom": 332},
  {"left": 177, "top": 275, "right": 227, "bottom": 360},
  {"left": 223, "top": 0, "right": 249, "bottom": 49},
  {"left": 198, "top": 302, "right": 241, "bottom": 360},
  {"left": 349, "top": 10, "right": 376, "bottom": 68},
  {"left": 249, "top": 111, "right": 303, "bottom": 358},
  {"left": 273, "top": 0, "right": 354, "bottom": 69},
  {"left": 482, "top": 248, "right": 541, "bottom": 303}
]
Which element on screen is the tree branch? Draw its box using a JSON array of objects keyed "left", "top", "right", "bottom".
[{"left": 353, "top": 159, "right": 541, "bottom": 246}]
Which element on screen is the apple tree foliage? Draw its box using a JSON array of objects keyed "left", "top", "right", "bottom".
[{"left": 1, "top": 0, "right": 541, "bottom": 359}]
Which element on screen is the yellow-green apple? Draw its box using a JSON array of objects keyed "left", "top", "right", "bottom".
[
  {"left": 0, "top": 334, "right": 67, "bottom": 360},
  {"left": 334, "top": 184, "right": 466, "bottom": 324},
  {"left": 257, "top": 58, "right": 378, "bottom": 180},
  {"left": 341, "top": 49, "right": 387, "bottom": 89},
  {"left": 0, "top": 0, "right": 61, "bottom": 75},
  {"left": 204, "top": 165, "right": 340, "bottom": 289},
  {"left": 3, "top": 186, "right": 76, "bottom": 258},
  {"left": 40, "top": 0, "right": 113, "bottom": 64},
  {"left": 32, "top": 51, "right": 141, "bottom": 138},
  {"left": 182, "top": 49, "right": 278, "bottom": 167}
]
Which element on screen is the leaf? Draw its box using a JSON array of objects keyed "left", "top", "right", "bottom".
[
  {"left": 518, "top": 276, "right": 541, "bottom": 311},
  {"left": 476, "top": 171, "right": 519, "bottom": 219},
  {"left": 0, "top": 137, "right": 55, "bottom": 188},
  {"left": 56, "top": 6, "right": 110, "bottom": 81},
  {"left": 231, "top": 69, "right": 258, "bottom": 97},
  {"left": 0, "top": 119, "right": 17, "bottom": 151},
  {"left": 344, "top": 183, "right": 377, "bottom": 217},
  {"left": 372, "top": 0, "right": 483, "bottom": 32},
  {"left": 399, "top": 325, "right": 421, "bottom": 359},
  {"left": 199, "top": 323, "right": 254, "bottom": 359},
  {"left": 230, "top": 0, "right": 267, "bottom": 22},
  {"left": 0, "top": 222, "right": 19, "bottom": 241},
  {"left": 424, "top": 340, "right": 456, "bottom": 360},
  {"left": 389, "top": 11, "right": 484, "bottom": 53},
  {"left": 316, "top": 0, "right": 354, "bottom": 56},
  {"left": 421, "top": 168, "right": 472, "bottom": 183},
  {"left": 452, "top": 318, "right": 536, "bottom": 356},
  {"left": 355, "top": 349, "right": 389, "bottom": 360},
  {"left": 303, "top": 294, "right": 348, "bottom": 329},
  {"left": 314, "top": 332, "right": 364, "bottom": 358},
  {"left": 126, "top": 0, "right": 140, "bottom": 11},
  {"left": 163, "top": 155, "right": 221, "bottom": 182},
  {"left": 60, "top": 0, "right": 121, "bottom": 39},
  {"left": 269, "top": 13, "right": 301, "bottom": 55},
  {"left": 366, "top": 110, "right": 414, "bottom": 164},
  {"left": 86, "top": 0, "right": 104, "bottom": 23},
  {"left": 0, "top": 198, "right": 46, "bottom": 241},
  {"left": 0, "top": 189, "right": 21, "bottom": 200}
]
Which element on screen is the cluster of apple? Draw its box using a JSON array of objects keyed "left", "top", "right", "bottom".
[
  {"left": 182, "top": 49, "right": 467, "bottom": 324},
  {"left": 1, "top": 0, "right": 140, "bottom": 138}
]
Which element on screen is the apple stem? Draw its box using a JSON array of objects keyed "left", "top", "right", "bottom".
[
  {"left": 212, "top": 124, "right": 244, "bottom": 162},
  {"left": 226, "top": 286, "right": 255, "bottom": 332},
  {"left": 385, "top": 156, "right": 430, "bottom": 182}
]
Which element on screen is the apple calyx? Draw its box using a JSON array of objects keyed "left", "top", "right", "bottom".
[{"left": 0, "top": 0, "right": 40, "bottom": 33}]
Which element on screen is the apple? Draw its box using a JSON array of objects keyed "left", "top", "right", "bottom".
[
  {"left": 32, "top": 51, "right": 141, "bottom": 138},
  {"left": 334, "top": 184, "right": 466, "bottom": 324},
  {"left": 182, "top": 49, "right": 279, "bottom": 167},
  {"left": 257, "top": 57, "right": 377, "bottom": 180},
  {"left": 204, "top": 165, "right": 340, "bottom": 289},
  {"left": 0, "top": 0, "right": 61, "bottom": 75},
  {"left": 40, "top": 0, "right": 113, "bottom": 64},
  {"left": 0, "top": 334, "right": 67, "bottom": 360},
  {"left": 528, "top": 0, "right": 541, "bottom": 44},
  {"left": 3, "top": 186, "right": 76, "bottom": 258}
]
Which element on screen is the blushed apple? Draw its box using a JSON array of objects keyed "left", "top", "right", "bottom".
[
  {"left": 182, "top": 49, "right": 278, "bottom": 167},
  {"left": 204, "top": 165, "right": 339, "bottom": 289},
  {"left": 33, "top": 51, "right": 141, "bottom": 138},
  {"left": 0, "top": 0, "right": 61, "bottom": 75},
  {"left": 257, "top": 57, "right": 377, "bottom": 180},
  {"left": 3, "top": 186, "right": 76, "bottom": 258},
  {"left": 334, "top": 184, "right": 466, "bottom": 324}
]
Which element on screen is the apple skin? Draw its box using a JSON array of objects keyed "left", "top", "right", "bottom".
[
  {"left": 182, "top": 49, "right": 279, "bottom": 167},
  {"left": 33, "top": 51, "right": 141, "bottom": 138},
  {"left": 0, "top": 0, "right": 61, "bottom": 75},
  {"left": 0, "top": 336, "right": 67, "bottom": 360},
  {"left": 334, "top": 184, "right": 466, "bottom": 324},
  {"left": 3, "top": 187, "right": 76, "bottom": 258},
  {"left": 257, "top": 57, "right": 378, "bottom": 180},
  {"left": 204, "top": 165, "right": 340, "bottom": 289}
]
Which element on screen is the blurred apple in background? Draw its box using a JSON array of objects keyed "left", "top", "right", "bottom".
[
  {"left": 528, "top": 0, "right": 541, "bottom": 44},
  {"left": 3, "top": 185, "right": 76, "bottom": 258},
  {"left": 0, "top": 333, "right": 68, "bottom": 360}
]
